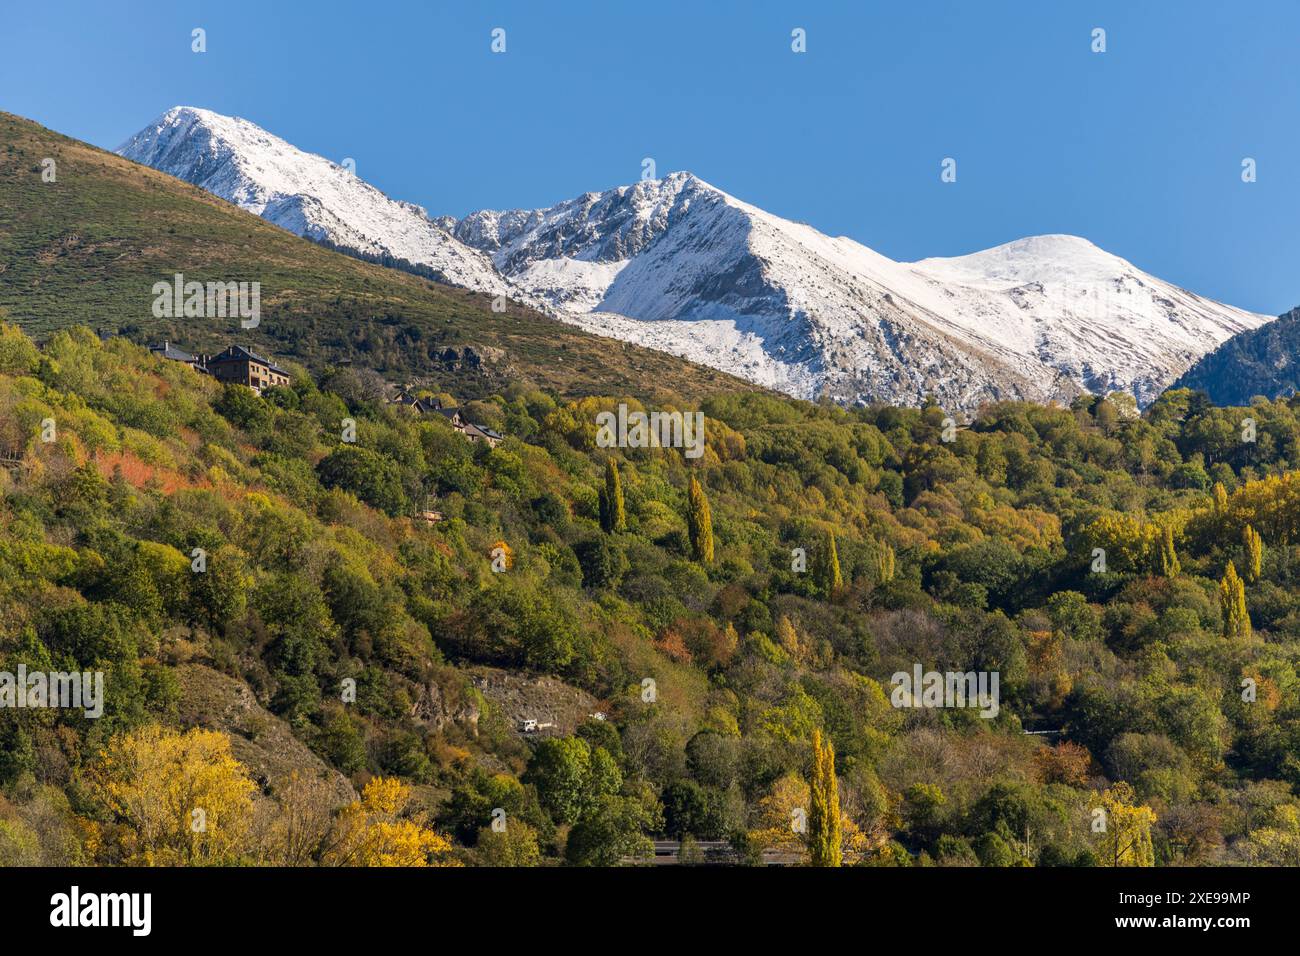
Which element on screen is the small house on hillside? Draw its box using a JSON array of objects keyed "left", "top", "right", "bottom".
[
  {"left": 435, "top": 406, "right": 465, "bottom": 428},
  {"left": 148, "top": 341, "right": 206, "bottom": 372},
  {"left": 389, "top": 390, "right": 443, "bottom": 415},
  {"left": 386, "top": 385, "right": 503, "bottom": 447},
  {"left": 434, "top": 406, "right": 501, "bottom": 447},
  {"left": 414, "top": 494, "right": 444, "bottom": 524},
  {"left": 462, "top": 421, "right": 503, "bottom": 447},
  {"left": 206, "top": 345, "right": 291, "bottom": 394}
]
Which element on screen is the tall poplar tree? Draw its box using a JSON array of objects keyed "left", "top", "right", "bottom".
[
  {"left": 1158, "top": 524, "right": 1180, "bottom": 578},
  {"left": 1219, "top": 561, "right": 1251, "bottom": 639},
  {"left": 875, "top": 541, "right": 896, "bottom": 584},
  {"left": 1243, "top": 524, "right": 1263, "bottom": 583},
  {"left": 686, "top": 476, "right": 713, "bottom": 564},
  {"left": 817, "top": 530, "right": 843, "bottom": 596},
  {"left": 808, "top": 729, "right": 842, "bottom": 867},
  {"left": 599, "top": 458, "right": 625, "bottom": 533}
]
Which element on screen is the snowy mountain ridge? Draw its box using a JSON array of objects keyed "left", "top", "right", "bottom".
[{"left": 117, "top": 107, "right": 1270, "bottom": 410}]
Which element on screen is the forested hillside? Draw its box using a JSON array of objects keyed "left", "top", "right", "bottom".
[{"left": 2, "top": 319, "right": 1300, "bottom": 866}]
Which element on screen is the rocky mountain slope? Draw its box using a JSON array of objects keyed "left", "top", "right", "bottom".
[
  {"left": 452, "top": 176, "right": 1268, "bottom": 409},
  {"left": 1171, "top": 305, "right": 1300, "bottom": 404}
]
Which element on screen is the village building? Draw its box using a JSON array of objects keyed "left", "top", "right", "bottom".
[
  {"left": 148, "top": 341, "right": 206, "bottom": 372},
  {"left": 388, "top": 389, "right": 443, "bottom": 415},
  {"left": 434, "top": 406, "right": 501, "bottom": 447},
  {"left": 205, "top": 345, "right": 291, "bottom": 394},
  {"left": 146, "top": 341, "right": 292, "bottom": 395},
  {"left": 461, "top": 420, "right": 504, "bottom": 447},
  {"left": 389, "top": 389, "right": 503, "bottom": 447}
]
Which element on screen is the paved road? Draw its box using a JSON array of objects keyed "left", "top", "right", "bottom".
[{"left": 628, "top": 840, "right": 804, "bottom": 866}]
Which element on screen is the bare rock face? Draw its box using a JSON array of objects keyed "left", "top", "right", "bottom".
[
  {"left": 467, "top": 666, "right": 600, "bottom": 737},
  {"left": 410, "top": 671, "right": 481, "bottom": 736},
  {"left": 171, "top": 663, "right": 356, "bottom": 807},
  {"left": 435, "top": 345, "right": 505, "bottom": 371}
]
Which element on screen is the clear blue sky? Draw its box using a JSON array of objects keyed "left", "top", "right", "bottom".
[{"left": 3, "top": 0, "right": 1297, "bottom": 314}]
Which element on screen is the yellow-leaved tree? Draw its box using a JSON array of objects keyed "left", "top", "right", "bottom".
[
  {"left": 686, "top": 475, "right": 714, "bottom": 564},
  {"left": 875, "top": 540, "right": 896, "bottom": 584},
  {"left": 1157, "top": 524, "right": 1180, "bottom": 578},
  {"left": 323, "top": 777, "right": 458, "bottom": 867},
  {"left": 746, "top": 772, "right": 809, "bottom": 862},
  {"left": 808, "top": 728, "right": 842, "bottom": 867},
  {"left": 87, "top": 724, "right": 256, "bottom": 865},
  {"left": 1219, "top": 560, "right": 1251, "bottom": 640},
  {"left": 1090, "top": 782, "right": 1157, "bottom": 867}
]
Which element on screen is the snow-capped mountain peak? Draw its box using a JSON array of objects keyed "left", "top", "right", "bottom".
[{"left": 117, "top": 107, "right": 512, "bottom": 297}]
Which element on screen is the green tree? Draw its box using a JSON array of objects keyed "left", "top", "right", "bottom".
[
  {"left": 686, "top": 475, "right": 714, "bottom": 564},
  {"left": 1243, "top": 524, "right": 1263, "bottom": 583},
  {"left": 316, "top": 445, "right": 408, "bottom": 516},
  {"left": 599, "top": 458, "right": 626, "bottom": 533},
  {"left": 564, "top": 795, "right": 654, "bottom": 866},
  {"left": 574, "top": 536, "right": 626, "bottom": 589},
  {"left": 0, "top": 317, "right": 40, "bottom": 375},
  {"left": 523, "top": 737, "right": 620, "bottom": 826},
  {"left": 474, "top": 819, "right": 542, "bottom": 866},
  {"left": 188, "top": 544, "right": 250, "bottom": 632},
  {"left": 808, "top": 728, "right": 842, "bottom": 867}
]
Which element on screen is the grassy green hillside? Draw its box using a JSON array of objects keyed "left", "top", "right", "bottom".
[{"left": 0, "top": 110, "right": 751, "bottom": 403}]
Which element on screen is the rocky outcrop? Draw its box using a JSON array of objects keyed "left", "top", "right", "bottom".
[
  {"left": 171, "top": 663, "right": 356, "bottom": 807},
  {"left": 410, "top": 669, "right": 481, "bottom": 736},
  {"left": 467, "top": 666, "right": 601, "bottom": 737}
]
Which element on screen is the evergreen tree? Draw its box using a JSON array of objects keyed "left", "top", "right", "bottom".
[
  {"left": 1243, "top": 524, "right": 1263, "bottom": 583},
  {"left": 686, "top": 476, "right": 713, "bottom": 564},
  {"left": 1158, "top": 524, "right": 1180, "bottom": 578},
  {"left": 808, "top": 729, "right": 842, "bottom": 867},
  {"left": 599, "top": 458, "right": 625, "bottom": 533},
  {"left": 1219, "top": 561, "right": 1251, "bottom": 640}
]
